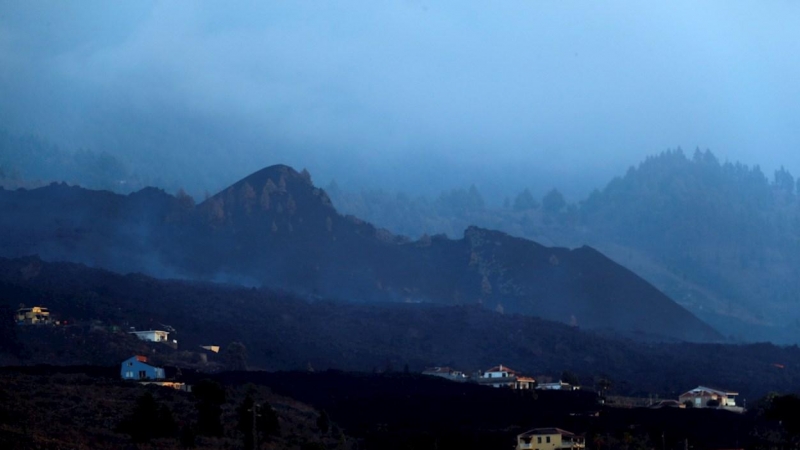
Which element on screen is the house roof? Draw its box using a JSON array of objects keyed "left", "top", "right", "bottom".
[
  {"left": 134, "top": 355, "right": 148, "bottom": 362},
  {"left": 485, "top": 364, "right": 518, "bottom": 374},
  {"left": 519, "top": 428, "right": 577, "bottom": 438},
  {"left": 681, "top": 386, "right": 738, "bottom": 397}
]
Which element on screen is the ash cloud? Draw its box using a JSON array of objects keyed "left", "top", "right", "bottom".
[{"left": 2, "top": 1, "right": 800, "bottom": 201}]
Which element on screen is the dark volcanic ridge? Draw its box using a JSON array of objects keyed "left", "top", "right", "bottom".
[
  {"left": 0, "top": 164, "right": 720, "bottom": 342},
  {"left": 0, "top": 256, "right": 796, "bottom": 400}
]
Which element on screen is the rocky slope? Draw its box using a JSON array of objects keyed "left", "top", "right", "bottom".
[{"left": 0, "top": 165, "right": 720, "bottom": 341}]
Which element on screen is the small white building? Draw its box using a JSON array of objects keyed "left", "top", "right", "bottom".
[
  {"left": 129, "top": 330, "right": 171, "bottom": 343},
  {"left": 483, "top": 364, "right": 517, "bottom": 379},
  {"left": 679, "top": 386, "right": 742, "bottom": 412},
  {"left": 480, "top": 365, "right": 534, "bottom": 389}
]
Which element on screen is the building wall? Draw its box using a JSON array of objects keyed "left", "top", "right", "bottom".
[
  {"left": 16, "top": 307, "right": 51, "bottom": 325},
  {"left": 131, "top": 331, "right": 169, "bottom": 342},
  {"left": 120, "top": 357, "right": 165, "bottom": 380},
  {"left": 679, "top": 392, "right": 734, "bottom": 408},
  {"left": 485, "top": 371, "right": 510, "bottom": 378},
  {"left": 518, "top": 434, "right": 562, "bottom": 450}
]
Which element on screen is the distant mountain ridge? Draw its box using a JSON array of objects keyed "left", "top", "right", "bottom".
[
  {"left": 0, "top": 164, "right": 720, "bottom": 342},
  {"left": 324, "top": 150, "right": 800, "bottom": 344}
]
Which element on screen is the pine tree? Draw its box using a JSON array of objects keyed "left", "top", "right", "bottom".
[{"left": 542, "top": 188, "right": 566, "bottom": 213}]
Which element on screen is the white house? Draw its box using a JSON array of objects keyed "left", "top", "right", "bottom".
[
  {"left": 479, "top": 365, "right": 534, "bottom": 389},
  {"left": 129, "top": 330, "right": 173, "bottom": 344},
  {"left": 679, "top": 386, "right": 742, "bottom": 412},
  {"left": 483, "top": 364, "right": 517, "bottom": 379}
]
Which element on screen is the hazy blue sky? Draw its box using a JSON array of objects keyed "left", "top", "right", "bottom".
[{"left": 1, "top": 1, "right": 800, "bottom": 200}]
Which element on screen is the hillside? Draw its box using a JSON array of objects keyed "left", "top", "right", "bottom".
[
  {"left": 327, "top": 150, "right": 800, "bottom": 343},
  {"left": 0, "top": 368, "right": 345, "bottom": 450},
  {"left": 0, "top": 257, "right": 798, "bottom": 400},
  {"left": 0, "top": 165, "right": 719, "bottom": 342},
  {"left": 4, "top": 366, "right": 787, "bottom": 450}
]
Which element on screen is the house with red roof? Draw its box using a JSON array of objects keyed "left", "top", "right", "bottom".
[
  {"left": 479, "top": 364, "right": 535, "bottom": 389},
  {"left": 120, "top": 355, "right": 165, "bottom": 381}
]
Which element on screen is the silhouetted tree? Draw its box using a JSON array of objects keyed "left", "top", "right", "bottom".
[
  {"left": 774, "top": 166, "right": 795, "bottom": 193},
  {"left": 542, "top": 188, "right": 566, "bottom": 213},
  {"left": 207, "top": 198, "right": 225, "bottom": 225},
  {"left": 287, "top": 195, "right": 297, "bottom": 215},
  {"left": 237, "top": 394, "right": 280, "bottom": 449},
  {"left": 514, "top": 188, "right": 539, "bottom": 211},
  {"left": 436, "top": 185, "right": 485, "bottom": 214},
  {"left": 561, "top": 370, "right": 580, "bottom": 387},
  {"left": 260, "top": 184, "right": 271, "bottom": 210},
  {"left": 176, "top": 188, "right": 196, "bottom": 210},
  {"left": 224, "top": 341, "right": 248, "bottom": 370},
  {"left": 240, "top": 182, "right": 256, "bottom": 214}
]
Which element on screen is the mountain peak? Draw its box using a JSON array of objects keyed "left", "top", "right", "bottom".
[
  {"left": 200, "top": 164, "right": 331, "bottom": 213},
  {"left": 237, "top": 164, "right": 310, "bottom": 189},
  {"left": 193, "top": 164, "right": 334, "bottom": 233}
]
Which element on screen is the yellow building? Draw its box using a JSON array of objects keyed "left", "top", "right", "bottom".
[
  {"left": 15, "top": 306, "right": 52, "bottom": 325},
  {"left": 517, "top": 428, "right": 585, "bottom": 450}
]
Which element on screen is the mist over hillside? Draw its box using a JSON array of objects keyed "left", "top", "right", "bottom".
[
  {"left": 326, "top": 149, "right": 800, "bottom": 343},
  {"left": 0, "top": 162, "right": 722, "bottom": 342},
  {"left": 6, "top": 3, "right": 800, "bottom": 448},
  {"left": 4, "top": 2, "right": 800, "bottom": 201},
  {"left": 3, "top": 127, "right": 800, "bottom": 343}
]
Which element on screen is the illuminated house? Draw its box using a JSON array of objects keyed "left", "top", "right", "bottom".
[
  {"left": 120, "top": 355, "right": 165, "bottom": 380},
  {"left": 679, "top": 386, "right": 742, "bottom": 412},
  {"left": 479, "top": 364, "right": 535, "bottom": 389},
  {"left": 516, "top": 428, "right": 585, "bottom": 450},
  {"left": 15, "top": 306, "right": 52, "bottom": 325},
  {"left": 129, "top": 329, "right": 172, "bottom": 344}
]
